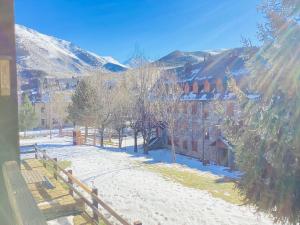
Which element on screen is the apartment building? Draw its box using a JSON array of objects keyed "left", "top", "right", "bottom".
[
  {"left": 157, "top": 48, "right": 258, "bottom": 168},
  {"left": 34, "top": 90, "right": 73, "bottom": 129}
]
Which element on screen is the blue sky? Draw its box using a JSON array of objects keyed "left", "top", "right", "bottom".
[{"left": 15, "top": 0, "right": 263, "bottom": 62}]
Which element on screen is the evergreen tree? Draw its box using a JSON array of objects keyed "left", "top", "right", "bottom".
[
  {"left": 68, "top": 79, "right": 94, "bottom": 127},
  {"left": 19, "top": 95, "right": 38, "bottom": 137},
  {"left": 222, "top": 1, "right": 300, "bottom": 224}
]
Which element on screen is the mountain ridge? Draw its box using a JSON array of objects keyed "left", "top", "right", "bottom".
[
  {"left": 16, "top": 24, "right": 128, "bottom": 79},
  {"left": 155, "top": 49, "right": 227, "bottom": 68}
]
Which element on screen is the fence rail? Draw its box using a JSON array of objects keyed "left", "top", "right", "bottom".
[
  {"left": 34, "top": 145, "right": 142, "bottom": 225},
  {"left": 61, "top": 129, "right": 120, "bottom": 147}
]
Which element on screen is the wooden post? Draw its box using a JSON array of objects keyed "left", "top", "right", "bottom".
[
  {"left": 73, "top": 130, "right": 76, "bottom": 145},
  {"left": 67, "top": 170, "right": 73, "bottom": 196},
  {"left": 133, "top": 221, "right": 142, "bottom": 225},
  {"left": 34, "top": 147, "right": 38, "bottom": 159},
  {"left": 85, "top": 126, "right": 88, "bottom": 144},
  {"left": 92, "top": 188, "right": 99, "bottom": 223},
  {"left": 42, "top": 150, "right": 46, "bottom": 167},
  {"left": 53, "top": 158, "right": 58, "bottom": 180}
]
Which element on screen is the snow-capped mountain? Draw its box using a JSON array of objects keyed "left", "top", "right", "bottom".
[
  {"left": 156, "top": 50, "right": 226, "bottom": 68},
  {"left": 15, "top": 24, "right": 127, "bottom": 78}
]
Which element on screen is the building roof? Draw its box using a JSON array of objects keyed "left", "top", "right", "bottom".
[
  {"left": 175, "top": 47, "right": 256, "bottom": 84},
  {"left": 209, "top": 136, "right": 233, "bottom": 150}
]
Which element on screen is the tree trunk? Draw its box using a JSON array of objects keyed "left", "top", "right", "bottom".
[
  {"left": 170, "top": 132, "right": 176, "bottom": 162},
  {"left": 134, "top": 130, "right": 138, "bottom": 152},
  {"left": 99, "top": 127, "right": 104, "bottom": 147},
  {"left": 118, "top": 129, "right": 122, "bottom": 148},
  {"left": 59, "top": 125, "right": 63, "bottom": 137},
  {"left": 142, "top": 132, "right": 148, "bottom": 154},
  {"left": 108, "top": 131, "right": 112, "bottom": 142},
  {"left": 84, "top": 125, "right": 88, "bottom": 144},
  {"left": 93, "top": 128, "right": 96, "bottom": 146}
]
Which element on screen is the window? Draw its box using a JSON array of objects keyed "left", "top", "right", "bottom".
[
  {"left": 192, "top": 82, "right": 199, "bottom": 94},
  {"left": 168, "top": 137, "right": 171, "bottom": 145},
  {"left": 182, "top": 140, "right": 188, "bottom": 149},
  {"left": 192, "top": 102, "right": 198, "bottom": 114},
  {"left": 174, "top": 138, "right": 179, "bottom": 147},
  {"left": 216, "top": 79, "right": 223, "bottom": 92},
  {"left": 192, "top": 122, "right": 198, "bottom": 135},
  {"left": 204, "top": 80, "right": 210, "bottom": 92},
  {"left": 205, "top": 131, "right": 210, "bottom": 140},
  {"left": 203, "top": 108, "right": 209, "bottom": 119},
  {"left": 184, "top": 83, "right": 190, "bottom": 94},
  {"left": 183, "top": 119, "right": 189, "bottom": 130},
  {"left": 182, "top": 103, "right": 187, "bottom": 114},
  {"left": 181, "top": 84, "right": 185, "bottom": 92},
  {"left": 165, "top": 84, "right": 169, "bottom": 94},
  {"left": 192, "top": 141, "right": 198, "bottom": 152},
  {"left": 41, "top": 106, "right": 45, "bottom": 113},
  {"left": 41, "top": 119, "right": 45, "bottom": 126},
  {"left": 199, "top": 84, "right": 204, "bottom": 92}
]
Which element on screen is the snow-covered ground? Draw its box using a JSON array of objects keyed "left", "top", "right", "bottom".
[{"left": 21, "top": 136, "right": 277, "bottom": 225}]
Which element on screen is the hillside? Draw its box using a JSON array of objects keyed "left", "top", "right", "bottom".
[
  {"left": 15, "top": 24, "right": 127, "bottom": 79},
  {"left": 156, "top": 49, "right": 226, "bottom": 68}
]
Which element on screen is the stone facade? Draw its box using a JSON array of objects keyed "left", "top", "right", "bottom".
[
  {"left": 161, "top": 78, "right": 242, "bottom": 169},
  {"left": 165, "top": 99, "right": 237, "bottom": 168},
  {"left": 157, "top": 48, "right": 258, "bottom": 168}
]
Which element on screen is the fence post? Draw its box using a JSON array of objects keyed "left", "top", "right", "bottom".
[
  {"left": 67, "top": 170, "right": 73, "bottom": 196},
  {"left": 53, "top": 158, "right": 58, "bottom": 180},
  {"left": 134, "top": 221, "right": 142, "bottom": 225},
  {"left": 92, "top": 188, "right": 99, "bottom": 223},
  {"left": 42, "top": 150, "right": 46, "bottom": 167}
]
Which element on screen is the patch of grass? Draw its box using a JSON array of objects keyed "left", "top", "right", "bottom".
[
  {"left": 41, "top": 160, "right": 72, "bottom": 190},
  {"left": 146, "top": 164, "right": 244, "bottom": 205},
  {"left": 42, "top": 160, "right": 72, "bottom": 175}
]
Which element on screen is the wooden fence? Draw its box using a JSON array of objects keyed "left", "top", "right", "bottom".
[
  {"left": 61, "top": 130, "right": 73, "bottom": 137},
  {"left": 60, "top": 129, "right": 120, "bottom": 148},
  {"left": 34, "top": 146, "right": 142, "bottom": 225}
]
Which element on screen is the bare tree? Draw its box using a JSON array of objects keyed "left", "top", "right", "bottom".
[
  {"left": 151, "top": 71, "right": 182, "bottom": 162},
  {"left": 110, "top": 78, "right": 131, "bottom": 148},
  {"left": 126, "top": 91, "right": 142, "bottom": 152},
  {"left": 125, "top": 59, "right": 161, "bottom": 153},
  {"left": 51, "top": 91, "right": 70, "bottom": 135},
  {"left": 88, "top": 73, "right": 115, "bottom": 147}
]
